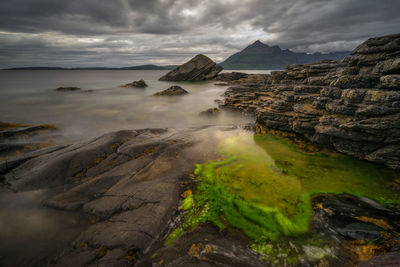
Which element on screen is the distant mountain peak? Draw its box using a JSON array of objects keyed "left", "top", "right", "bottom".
[
  {"left": 248, "top": 40, "right": 267, "bottom": 47},
  {"left": 220, "top": 40, "right": 350, "bottom": 70}
]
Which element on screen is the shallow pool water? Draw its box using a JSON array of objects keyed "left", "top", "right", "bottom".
[
  {"left": 176, "top": 132, "right": 400, "bottom": 245},
  {"left": 217, "top": 133, "right": 400, "bottom": 217}
]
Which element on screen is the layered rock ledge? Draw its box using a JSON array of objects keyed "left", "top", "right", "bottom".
[{"left": 220, "top": 33, "right": 400, "bottom": 169}]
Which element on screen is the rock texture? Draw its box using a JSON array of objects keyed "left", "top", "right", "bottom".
[
  {"left": 0, "top": 126, "right": 239, "bottom": 266},
  {"left": 159, "top": 54, "right": 222, "bottom": 81},
  {"left": 154, "top": 85, "right": 188, "bottom": 96},
  {"left": 119, "top": 79, "right": 148, "bottom": 88},
  {"left": 0, "top": 121, "right": 57, "bottom": 162},
  {"left": 220, "top": 33, "right": 400, "bottom": 169}
]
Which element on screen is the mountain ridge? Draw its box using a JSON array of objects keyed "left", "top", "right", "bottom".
[{"left": 220, "top": 40, "right": 350, "bottom": 70}]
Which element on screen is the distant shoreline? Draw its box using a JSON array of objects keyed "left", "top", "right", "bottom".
[{"left": 1, "top": 65, "right": 178, "bottom": 71}]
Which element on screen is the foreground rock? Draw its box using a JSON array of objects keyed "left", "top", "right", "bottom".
[
  {"left": 139, "top": 194, "right": 400, "bottom": 266},
  {"left": 56, "top": 86, "right": 80, "bottom": 91},
  {"left": 159, "top": 54, "right": 222, "bottom": 81},
  {"left": 0, "top": 126, "right": 238, "bottom": 266},
  {"left": 1, "top": 124, "right": 399, "bottom": 266},
  {"left": 220, "top": 32, "right": 400, "bottom": 169},
  {"left": 119, "top": 79, "right": 148, "bottom": 88},
  {"left": 154, "top": 85, "right": 188, "bottom": 96}
]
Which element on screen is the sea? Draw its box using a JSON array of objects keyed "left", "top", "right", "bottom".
[{"left": 0, "top": 70, "right": 271, "bottom": 143}]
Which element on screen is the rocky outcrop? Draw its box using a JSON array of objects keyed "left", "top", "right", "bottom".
[
  {"left": 220, "top": 33, "right": 400, "bottom": 169},
  {"left": 119, "top": 79, "right": 147, "bottom": 88},
  {"left": 154, "top": 85, "right": 188, "bottom": 96},
  {"left": 159, "top": 54, "right": 222, "bottom": 81},
  {"left": 0, "top": 126, "right": 236, "bottom": 266}
]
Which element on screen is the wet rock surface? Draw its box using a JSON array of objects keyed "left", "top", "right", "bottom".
[
  {"left": 159, "top": 54, "right": 222, "bottom": 81},
  {"left": 0, "top": 125, "right": 238, "bottom": 266},
  {"left": 220, "top": 33, "right": 400, "bottom": 169},
  {"left": 154, "top": 85, "right": 188, "bottom": 96},
  {"left": 0, "top": 121, "right": 58, "bottom": 162},
  {"left": 313, "top": 194, "right": 400, "bottom": 264}
]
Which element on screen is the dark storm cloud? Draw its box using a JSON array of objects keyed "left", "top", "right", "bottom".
[{"left": 0, "top": 0, "right": 399, "bottom": 68}]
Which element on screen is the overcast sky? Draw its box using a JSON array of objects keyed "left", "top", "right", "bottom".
[{"left": 0, "top": 0, "right": 399, "bottom": 68}]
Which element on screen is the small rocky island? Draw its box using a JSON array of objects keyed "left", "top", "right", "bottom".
[
  {"left": 119, "top": 79, "right": 148, "bottom": 88},
  {"left": 1, "top": 33, "right": 400, "bottom": 267},
  {"left": 159, "top": 54, "right": 222, "bottom": 81}
]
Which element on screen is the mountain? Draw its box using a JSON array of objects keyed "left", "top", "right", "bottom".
[
  {"left": 220, "top": 40, "right": 350, "bottom": 70},
  {"left": 3, "top": 65, "right": 177, "bottom": 70}
]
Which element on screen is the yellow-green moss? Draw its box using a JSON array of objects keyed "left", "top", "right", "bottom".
[{"left": 167, "top": 132, "right": 400, "bottom": 262}]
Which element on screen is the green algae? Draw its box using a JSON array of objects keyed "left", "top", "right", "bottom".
[{"left": 166, "top": 132, "right": 400, "bottom": 262}]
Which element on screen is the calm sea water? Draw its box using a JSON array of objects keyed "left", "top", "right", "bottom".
[{"left": 0, "top": 70, "right": 270, "bottom": 143}]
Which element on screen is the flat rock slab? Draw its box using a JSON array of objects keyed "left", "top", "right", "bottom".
[{"left": 0, "top": 125, "right": 240, "bottom": 266}]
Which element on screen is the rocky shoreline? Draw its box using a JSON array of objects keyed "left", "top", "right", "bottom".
[
  {"left": 219, "top": 33, "right": 400, "bottom": 170},
  {"left": 0, "top": 33, "right": 400, "bottom": 267}
]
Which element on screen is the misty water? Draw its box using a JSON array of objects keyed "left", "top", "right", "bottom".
[
  {"left": 0, "top": 69, "right": 262, "bottom": 265},
  {"left": 0, "top": 70, "right": 271, "bottom": 143}
]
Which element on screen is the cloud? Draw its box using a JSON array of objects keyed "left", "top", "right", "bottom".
[{"left": 0, "top": 0, "right": 399, "bottom": 67}]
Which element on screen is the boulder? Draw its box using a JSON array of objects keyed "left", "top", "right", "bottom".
[
  {"left": 119, "top": 79, "right": 148, "bottom": 88},
  {"left": 153, "top": 85, "right": 188, "bottom": 96},
  {"left": 159, "top": 54, "right": 222, "bottom": 81}
]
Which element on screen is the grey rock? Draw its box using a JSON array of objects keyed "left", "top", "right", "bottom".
[
  {"left": 159, "top": 54, "right": 222, "bottom": 81},
  {"left": 153, "top": 85, "right": 188, "bottom": 96},
  {"left": 119, "top": 79, "right": 147, "bottom": 88}
]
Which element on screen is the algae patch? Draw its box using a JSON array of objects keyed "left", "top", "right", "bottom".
[{"left": 167, "top": 133, "right": 400, "bottom": 261}]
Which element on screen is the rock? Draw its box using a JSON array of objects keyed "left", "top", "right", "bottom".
[
  {"left": 56, "top": 86, "right": 81, "bottom": 91},
  {"left": 380, "top": 75, "right": 400, "bottom": 89},
  {"left": 153, "top": 85, "right": 188, "bottom": 96},
  {"left": 137, "top": 223, "right": 265, "bottom": 267},
  {"left": 0, "top": 125, "right": 242, "bottom": 266},
  {"left": 159, "top": 54, "right": 222, "bottom": 81},
  {"left": 119, "top": 79, "right": 148, "bottom": 88},
  {"left": 220, "top": 32, "right": 400, "bottom": 169},
  {"left": 199, "top": 108, "right": 221, "bottom": 116},
  {"left": 313, "top": 194, "right": 400, "bottom": 265},
  {"left": 0, "top": 121, "right": 58, "bottom": 162}
]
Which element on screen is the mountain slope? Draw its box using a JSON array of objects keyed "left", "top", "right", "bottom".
[{"left": 220, "top": 40, "right": 349, "bottom": 70}]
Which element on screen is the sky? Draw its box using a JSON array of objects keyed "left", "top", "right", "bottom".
[{"left": 0, "top": 0, "right": 399, "bottom": 68}]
